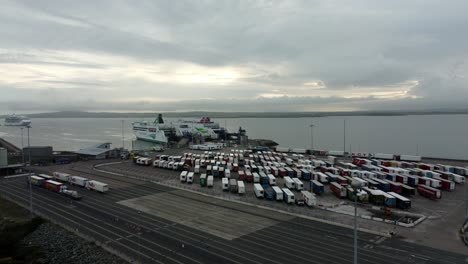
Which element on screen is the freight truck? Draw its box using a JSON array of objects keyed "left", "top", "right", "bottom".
[
  {"left": 53, "top": 172, "right": 70, "bottom": 182},
  {"left": 85, "top": 180, "right": 109, "bottom": 193},
  {"left": 301, "top": 191, "right": 317, "bottom": 207},
  {"left": 69, "top": 176, "right": 88, "bottom": 187}
]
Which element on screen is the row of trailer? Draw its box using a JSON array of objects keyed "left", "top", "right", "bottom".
[
  {"left": 51, "top": 172, "right": 109, "bottom": 193},
  {"left": 144, "top": 149, "right": 466, "bottom": 211},
  {"left": 29, "top": 175, "right": 82, "bottom": 200}
]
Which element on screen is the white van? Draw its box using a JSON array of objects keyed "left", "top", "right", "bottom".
[
  {"left": 187, "top": 172, "right": 194, "bottom": 184},
  {"left": 207, "top": 175, "right": 214, "bottom": 187},
  {"left": 238, "top": 181, "right": 245, "bottom": 194},
  {"left": 180, "top": 171, "right": 188, "bottom": 182},
  {"left": 284, "top": 176, "right": 295, "bottom": 189},
  {"left": 272, "top": 186, "right": 283, "bottom": 201},
  {"left": 293, "top": 178, "right": 304, "bottom": 191},
  {"left": 222, "top": 177, "right": 229, "bottom": 191},
  {"left": 254, "top": 184, "right": 264, "bottom": 198},
  {"left": 282, "top": 188, "right": 295, "bottom": 204},
  {"left": 268, "top": 174, "right": 276, "bottom": 185}
]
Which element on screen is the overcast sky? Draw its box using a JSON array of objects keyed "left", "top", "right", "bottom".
[{"left": 1, "top": 0, "right": 468, "bottom": 114}]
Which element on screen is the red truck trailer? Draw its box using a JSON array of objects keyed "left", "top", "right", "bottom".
[
  {"left": 417, "top": 185, "right": 441, "bottom": 199},
  {"left": 439, "top": 179, "right": 455, "bottom": 192},
  {"left": 43, "top": 180, "right": 65, "bottom": 193}
]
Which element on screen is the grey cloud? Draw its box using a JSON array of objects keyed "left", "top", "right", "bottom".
[{"left": 1, "top": 0, "right": 468, "bottom": 113}]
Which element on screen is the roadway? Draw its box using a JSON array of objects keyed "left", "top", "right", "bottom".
[{"left": 0, "top": 164, "right": 466, "bottom": 264}]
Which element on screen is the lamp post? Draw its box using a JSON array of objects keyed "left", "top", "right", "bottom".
[
  {"left": 309, "top": 124, "right": 314, "bottom": 151},
  {"left": 351, "top": 179, "right": 362, "bottom": 264},
  {"left": 27, "top": 125, "right": 31, "bottom": 165},
  {"left": 21, "top": 127, "right": 24, "bottom": 164},
  {"left": 343, "top": 119, "right": 347, "bottom": 157}
]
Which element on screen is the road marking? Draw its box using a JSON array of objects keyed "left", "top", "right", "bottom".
[
  {"left": 411, "top": 254, "right": 430, "bottom": 261},
  {"left": 375, "top": 237, "right": 386, "bottom": 244}
]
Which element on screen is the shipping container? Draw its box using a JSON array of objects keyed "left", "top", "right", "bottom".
[
  {"left": 229, "top": 179, "right": 238, "bottom": 193},
  {"left": 254, "top": 184, "right": 264, "bottom": 198},
  {"left": 238, "top": 181, "right": 245, "bottom": 194},
  {"left": 385, "top": 180, "right": 402, "bottom": 194},
  {"left": 207, "top": 175, "right": 214, "bottom": 187},
  {"left": 43, "top": 180, "right": 64, "bottom": 192},
  {"left": 362, "top": 187, "right": 385, "bottom": 206},
  {"left": 381, "top": 191, "right": 396, "bottom": 207},
  {"left": 222, "top": 177, "right": 229, "bottom": 191},
  {"left": 310, "top": 180, "right": 324, "bottom": 195},
  {"left": 272, "top": 186, "right": 283, "bottom": 201},
  {"left": 330, "top": 182, "right": 346, "bottom": 198},
  {"left": 301, "top": 191, "right": 317, "bottom": 206},
  {"left": 374, "top": 153, "right": 394, "bottom": 160},
  {"left": 263, "top": 186, "right": 274, "bottom": 200},
  {"left": 180, "top": 171, "right": 188, "bottom": 182},
  {"left": 328, "top": 150, "right": 345, "bottom": 156},
  {"left": 194, "top": 165, "right": 200, "bottom": 174},
  {"left": 253, "top": 172, "right": 260, "bottom": 183},
  {"left": 406, "top": 175, "right": 418, "bottom": 187},
  {"left": 428, "top": 178, "right": 441, "bottom": 188},
  {"left": 238, "top": 170, "right": 246, "bottom": 181},
  {"left": 399, "top": 155, "right": 422, "bottom": 162},
  {"left": 284, "top": 176, "right": 295, "bottom": 189},
  {"left": 246, "top": 171, "right": 253, "bottom": 182},
  {"left": 186, "top": 172, "right": 194, "bottom": 184},
  {"left": 293, "top": 178, "right": 304, "bottom": 191},
  {"left": 282, "top": 188, "right": 295, "bottom": 204},
  {"left": 388, "top": 192, "right": 411, "bottom": 209},
  {"left": 417, "top": 185, "right": 441, "bottom": 199},
  {"left": 268, "top": 174, "right": 276, "bottom": 185},
  {"left": 200, "top": 174, "right": 207, "bottom": 186},
  {"left": 418, "top": 177, "right": 431, "bottom": 186},
  {"left": 301, "top": 169, "right": 311, "bottom": 180},
  {"left": 278, "top": 168, "right": 287, "bottom": 177},
  {"left": 401, "top": 184, "right": 416, "bottom": 196},
  {"left": 29, "top": 175, "right": 44, "bottom": 186},
  {"left": 439, "top": 179, "right": 455, "bottom": 191}
]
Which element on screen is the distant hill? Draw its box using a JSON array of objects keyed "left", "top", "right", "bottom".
[{"left": 2, "top": 109, "right": 468, "bottom": 119}]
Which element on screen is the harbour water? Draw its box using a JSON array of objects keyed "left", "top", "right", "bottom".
[{"left": 0, "top": 114, "right": 467, "bottom": 160}]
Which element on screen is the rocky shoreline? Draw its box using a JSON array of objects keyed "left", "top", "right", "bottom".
[{"left": 20, "top": 222, "right": 126, "bottom": 264}]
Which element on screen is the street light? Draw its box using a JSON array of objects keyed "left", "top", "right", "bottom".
[
  {"left": 21, "top": 127, "right": 24, "bottom": 164},
  {"left": 309, "top": 124, "right": 314, "bottom": 152},
  {"left": 121, "top": 120, "right": 125, "bottom": 149},
  {"left": 351, "top": 179, "right": 362, "bottom": 264},
  {"left": 27, "top": 125, "right": 31, "bottom": 165}
]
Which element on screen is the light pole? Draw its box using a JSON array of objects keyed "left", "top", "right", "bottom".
[
  {"left": 309, "top": 124, "right": 314, "bottom": 151},
  {"left": 121, "top": 120, "right": 125, "bottom": 149},
  {"left": 343, "top": 119, "right": 347, "bottom": 156},
  {"left": 27, "top": 125, "right": 31, "bottom": 165},
  {"left": 351, "top": 179, "right": 362, "bottom": 264},
  {"left": 21, "top": 127, "right": 24, "bottom": 164}
]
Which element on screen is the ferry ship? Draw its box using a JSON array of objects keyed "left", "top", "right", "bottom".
[
  {"left": 4, "top": 114, "right": 31, "bottom": 126},
  {"left": 132, "top": 115, "right": 220, "bottom": 144}
]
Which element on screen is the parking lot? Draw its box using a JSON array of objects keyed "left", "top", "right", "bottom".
[{"left": 91, "top": 147, "right": 468, "bottom": 254}]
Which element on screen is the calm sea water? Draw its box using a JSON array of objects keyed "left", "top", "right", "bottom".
[{"left": 0, "top": 115, "right": 467, "bottom": 159}]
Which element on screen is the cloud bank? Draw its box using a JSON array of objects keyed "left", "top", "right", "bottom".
[{"left": 1, "top": 0, "right": 467, "bottom": 113}]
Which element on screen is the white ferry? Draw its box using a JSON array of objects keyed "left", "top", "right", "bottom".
[{"left": 4, "top": 114, "right": 31, "bottom": 126}]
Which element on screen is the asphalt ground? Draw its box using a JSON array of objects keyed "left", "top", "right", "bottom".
[{"left": 0, "top": 163, "right": 466, "bottom": 263}]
